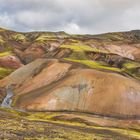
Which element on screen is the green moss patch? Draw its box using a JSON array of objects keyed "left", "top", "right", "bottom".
[
  {"left": 64, "top": 58, "right": 122, "bottom": 73},
  {"left": 11, "top": 34, "right": 26, "bottom": 42},
  {"left": 0, "top": 67, "right": 14, "bottom": 79},
  {"left": 18, "top": 111, "right": 140, "bottom": 140},
  {"left": 122, "top": 61, "right": 140, "bottom": 79},
  {"left": 0, "top": 36, "right": 5, "bottom": 44},
  {"left": 60, "top": 44, "right": 105, "bottom": 53},
  {"left": 0, "top": 108, "right": 140, "bottom": 140},
  {"left": 0, "top": 51, "right": 13, "bottom": 57},
  {"left": 93, "top": 32, "right": 125, "bottom": 42},
  {"left": 69, "top": 51, "right": 87, "bottom": 60},
  {"left": 35, "top": 34, "right": 57, "bottom": 42},
  {"left": 123, "top": 61, "right": 140, "bottom": 69}
]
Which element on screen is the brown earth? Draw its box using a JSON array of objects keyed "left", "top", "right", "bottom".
[
  {"left": 0, "top": 58, "right": 139, "bottom": 118},
  {"left": 0, "top": 55, "right": 22, "bottom": 69},
  {"left": 15, "top": 65, "right": 140, "bottom": 118},
  {"left": 1, "top": 107, "right": 140, "bottom": 140},
  {"left": 0, "top": 28, "right": 139, "bottom": 127}
]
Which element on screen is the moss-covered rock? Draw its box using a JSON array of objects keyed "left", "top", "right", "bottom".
[
  {"left": 11, "top": 34, "right": 26, "bottom": 42},
  {"left": 0, "top": 67, "right": 13, "bottom": 79}
]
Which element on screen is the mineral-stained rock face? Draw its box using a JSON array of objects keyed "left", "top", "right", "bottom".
[
  {"left": 0, "top": 55, "right": 22, "bottom": 69},
  {"left": 14, "top": 67, "right": 140, "bottom": 118},
  {"left": 14, "top": 61, "right": 72, "bottom": 95},
  {"left": 0, "top": 58, "right": 139, "bottom": 118},
  {"left": 0, "top": 28, "right": 140, "bottom": 119},
  {"left": 0, "top": 58, "right": 49, "bottom": 87},
  {"left": 104, "top": 44, "right": 140, "bottom": 61}
]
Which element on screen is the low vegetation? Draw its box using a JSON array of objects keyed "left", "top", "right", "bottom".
[
  {"left": 123, "top": 61, "right": 140, "bottom": 69},
  {"left": 0, "top": 28, "right": 139, "bottom": 139},
  {"left": 60, "top": 44, "right": 107, "bottom": 53},
  {"left": 0, "top": 67, "right": 13, "bottom": 79},
  {"left": 0, "top": 51, "right": 13, "bottom": 57},
  {"left": 64, "top": 58, "right": 122, "bottom": 73},
  {"left": 35, "top": 34, "right": 57, "bottom": 42},
  {"left": 0, "top": 107, "right": 140, "bottom": 140},
  {"left": 11, "top": 34, "right": 26, "bottom": 42},
  {"left": 0, "top": 36, "right": 5, "bottom": 44}
]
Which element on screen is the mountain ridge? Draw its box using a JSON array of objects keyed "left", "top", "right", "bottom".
[
  {"left": 0, "top": 27, "right": 140, "bottom": 139},
  {"left": 0, "top": 27, "right": 139, "bottom": 116}
]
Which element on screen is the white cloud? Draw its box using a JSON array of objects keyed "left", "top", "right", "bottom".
[
  {"left": 122, "top": 7, "right": 140, "bottom": 30},
  {"left": 63, "top": 23, "right": 81, "bottom": 34},
  {"left": 0, "top": 0, "right": 140, "bottom": 34},
  {"left": 0, "top": 13, "right": 15, "bottom": 29}
]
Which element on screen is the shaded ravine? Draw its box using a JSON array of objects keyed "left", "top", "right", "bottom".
[{"left": 1, "top": 85, "right": 13, "bottom": 108}]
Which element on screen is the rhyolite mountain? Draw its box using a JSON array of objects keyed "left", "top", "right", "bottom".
[
  {"left": 0, "top": 27, "right": 140, "bottom": 139},
  {"left": 0, "top": 27, "right": 140, "bottom": 118}
]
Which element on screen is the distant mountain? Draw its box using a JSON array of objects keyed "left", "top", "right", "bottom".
[{"left": 0, "top": 27, "right": 140, "bottom": 118}]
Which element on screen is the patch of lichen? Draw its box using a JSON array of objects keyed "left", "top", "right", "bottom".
[
  {"left": 11, "top": 95, "right": 19, "bottom": 107},
  {"left": 63, "top": 56, "right": 140, "bottom": 79},
  {"left": 68, "top": 39, "right": 80, "bottom": 43},
  {"left": 0, "top": 36, "right": 5, "bottom": 44},
  {"left": 0, "top": 107, "right": 28, "bottom": 117},
  {"left": 69, "top": 51, "right": 87, "bottom": 60},
  {"left": 0, "top": 51, "right": 13, "bottom": 57},
  {"left": 0, "top": 67, "right": 14, "bottom": 79},
  {"left": 11, "top": 34, "right": 26, "bottom": 42},
  {"left": 123, "top": 61, "right": 140, "bottom": 69},
  {"left": 60, "top": 44, "right": 107, "bottom": 53},
  {"left": 35, "top": 34, "right": 57, "bottom": 42},
  {"left": 26, "top": 112, "right": 140, "bottom": 140},
  {"left": 0, "top": 108, "right": 140, "bottom": 139},
  {"left": 94, "top": 32, "right": 125, "bottom": 41},
  {"left": 0, "top": 109, "right": 105, "bottom": 140},
  {"left": 122, "top": 61, "right": 140, "bottom": 80},
  {"left": 64, "top": 58, "right": 122, "bottom": 73}
]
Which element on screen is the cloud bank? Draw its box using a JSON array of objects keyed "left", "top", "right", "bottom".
[{"left": 0, "top": 0, "right": 140, "bottom": 34}]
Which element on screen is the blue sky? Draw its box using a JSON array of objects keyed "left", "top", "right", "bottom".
[{"left": 0, "top": 0, "right": 140, "bottom": 34}]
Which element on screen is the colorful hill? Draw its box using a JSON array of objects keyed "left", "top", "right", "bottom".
[{"left": 0, "top": 27, "right": 140, "bottom": 139}]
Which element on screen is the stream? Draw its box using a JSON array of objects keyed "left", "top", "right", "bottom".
[{"left": 1, "top": 85, "right": 13, "bottom": 108}]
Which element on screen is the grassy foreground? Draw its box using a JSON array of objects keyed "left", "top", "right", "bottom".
[{"left": 0, "top": 107, "right": 140, "bottom": 140}]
